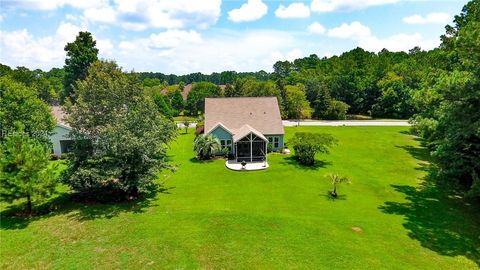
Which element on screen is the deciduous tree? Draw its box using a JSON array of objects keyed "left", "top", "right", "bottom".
[
  {"left": 62, "top": 61, "right": 177, "bottom": 200},
  {"left": 290, "top": 132, "right": 337, "bottom": 166},
  {"left": 0, "top": 77, "right": 54, "bottom": 143},
  {"left": 185, "top": 82, "right": 221, "bottom": 116},
  {"left": 284, "top": 84, "right": 312, "bottom": 120}
]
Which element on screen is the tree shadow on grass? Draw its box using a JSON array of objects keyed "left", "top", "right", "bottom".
[
  {"left": 379, "top": 182, "right": 480, "bottom": 267},
  {"left": 319, "top": 191, "right": 347, "bottom": 201},
  {"left": 382, "top": 142, "right": 480, "bottom": 267},
  {"left": 399, "top": 130, "right": 426, "bottom": 145},
  {"left": 189, "top": 157, "right": 214, "bottom": 164},
  {"left": 0, "top": 185, "right": 173, "bottom": 230},
  {"left": 396, "top": 145, "right": 431, "bottom": 172},
  {"left": 280, "top": 156, "right": 331, "bottom": 170}
]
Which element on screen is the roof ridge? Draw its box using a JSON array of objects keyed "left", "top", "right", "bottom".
[{"left": 205, "top": 96, "right": 277, "bottom": 99}]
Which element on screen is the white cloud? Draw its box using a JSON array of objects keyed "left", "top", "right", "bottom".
[
  {"left": 149, "top": 30, "right": 202, "bottom": 49},
  {"left": 275, "top": 3, "right": 310, "bottom": 19},
  {"left": 5, "top": 0, "right": 222, "bottom": 31},
  {"left": 323, "top": 52, "right": 334, "bottom": 58},
  {"left": 107, "top": 0, "right": 222, "bottom": 30},
  {"left": 270, "top": 49, "right": 303, "bottom": 62},
  {"left": 326, "top": 21, "right": 439, "bottom": 52},
  {"left": 116, "top": 30, "right": 300, "bottom": 74},
  {"left": 84, "top": 7, "right": 116, "bottom": 23},
  {"left": 403, "top": 12, "right": 451, "bottom": 24},
  {"left": 118, "top": 41, "right": 137, "bottom": 50},
  {"left": 96, "top": 39, "right": 114, "bottom": 56},
  {"left": 308, "top": 22, "right": 326, "bottom": 34},
  {"left": 0, "top": 22, "right": 112, "bottom": 70},
  {"left": 359, "top": 33, "right": 439, "bottom": 52},
  {"left": 327, "top": 21, "right": 371, "bottom": 39},
  {"left": 55, "top": 21, "right": 84, "bottom": 42},
  {"left": 311, "top": 0, "right": 399, "bottom": 13},
  {"left": 2, "top": 0, "right": 108, "bottom": 11},
  {"left": 228, "top": 0, "right": 268, "bottom": 22}
]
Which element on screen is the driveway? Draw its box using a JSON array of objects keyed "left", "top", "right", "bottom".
[{"left": 282, "top": 120, "right": 411, "bottom": 126}]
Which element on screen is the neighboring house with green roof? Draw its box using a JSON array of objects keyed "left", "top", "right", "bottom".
[{"left": 204, "top": 97, "right": 284, "bottom": 162}]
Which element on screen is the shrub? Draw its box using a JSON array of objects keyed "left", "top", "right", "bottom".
[
  {"left": 222, "top": 147, "right": 230, "bottom": 158},
  {"left": 267, "top": 143, "right": 273, "bottom": 153},
  {"left": 325, "top": 100, "right": 349, "bottom": 120},
  {"left": 290, "top": 132, "right": 337, "bottom": 166},
  {"left": 193, "top": 134, "right": 221, "bottom": 160}
]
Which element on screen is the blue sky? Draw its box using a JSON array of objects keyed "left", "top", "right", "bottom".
[{"left": 0, "top": 0, "right": 467, "bottom": 74}]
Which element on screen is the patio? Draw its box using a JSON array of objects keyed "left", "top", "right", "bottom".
[{"left": 225, "top": 160, "right": 269, "bottom": 171}]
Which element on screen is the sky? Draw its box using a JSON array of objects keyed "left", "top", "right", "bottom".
[{"left": 0, "top": 0, "right": 468, "bottom": 74}]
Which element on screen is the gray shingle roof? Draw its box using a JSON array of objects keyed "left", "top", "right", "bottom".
[
  {"left": 205, "top": 97, "right": 284, "bottom": 136},
  {"left": 51, "top": 106, "right": 70, "bottom": 128},
  {"left": 231, "top": 124, "right": 267, "bottom": 142}
]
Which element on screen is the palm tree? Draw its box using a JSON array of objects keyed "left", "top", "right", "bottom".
[
  {"left": 194, "top": 134, "right": 221, "bottom": 160},
  {"left": 327, "top": 174, "right": 351, "bottom": 197}
]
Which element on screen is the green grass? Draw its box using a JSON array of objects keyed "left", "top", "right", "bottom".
[{"left": 1, "top": 127, "right": 479, "bottom": 269}]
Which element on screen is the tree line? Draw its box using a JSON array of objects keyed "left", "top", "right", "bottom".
[{"left": 0, "top": 45, "right": 452, "bottom": 121}]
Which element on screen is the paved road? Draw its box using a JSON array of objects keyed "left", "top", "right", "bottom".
[
  {"left": 178, "top": 120, "right": 411, "bottom": 128},
  {"left": 282, "top": 120, "right": 411, "bottom": 126},
  {"left": 177, "top": 123, "right": 197, "bottom": 128}
]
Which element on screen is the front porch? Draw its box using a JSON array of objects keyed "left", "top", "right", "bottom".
[{"left": 225, "top": 160, "right": 269, "bottom": 171}]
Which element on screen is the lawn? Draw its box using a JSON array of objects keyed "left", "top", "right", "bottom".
[{"left": 1, "top": 127, "right": 479, "bottom": 269}]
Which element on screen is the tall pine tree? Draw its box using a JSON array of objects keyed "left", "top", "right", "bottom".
[{"left": 63, "top": 31, "right": 98, "bottom": 103}]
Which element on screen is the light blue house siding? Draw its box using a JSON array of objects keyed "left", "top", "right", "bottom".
[
  {"left": 49, "top": 124, "right": 72, "bottom": 156},
  {"left": 210, "top": 125, "right": 234, "bottom": 154},
  {"left": 265, "top": 134, "right": 284, "bottom": 152},
  {"left": 210, "top": 125, "right": 232, "bottom": 141}
]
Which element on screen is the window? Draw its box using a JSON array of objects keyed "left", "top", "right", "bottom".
[
  {"left": 220, "top": 139, "right": 232, "bottom": 152},
  {"left": 60, "top": 140, "right": 74, "bottom": 153},
  {"left": 273, "top": 137, "right": 279, "bottom": 148},
  {"left": 268, "top": 136, "right": 280, "bottom": 149}
]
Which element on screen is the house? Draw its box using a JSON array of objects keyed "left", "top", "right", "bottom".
[
  {"left": 50, "top": 106, "right": 73, "bottom": 156},
  {"left": 204, "top": 97, "right": 284, "bottom": 162}
]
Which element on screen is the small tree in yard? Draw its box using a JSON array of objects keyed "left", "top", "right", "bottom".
[
  {"left": 327, "top": 174, "right": 351, "bottom": 198},
  {"left": 290, "top": 132, "right": 337, "bottom": 166},
  {"left": 193, "top": 134, "right": 221, "bottom": 160},
  {"left": 182, "top": 120, "right": 191, "bottom": 134},
  {"left": 0, "top": 133, "right": 57, "bottom": 214}
]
